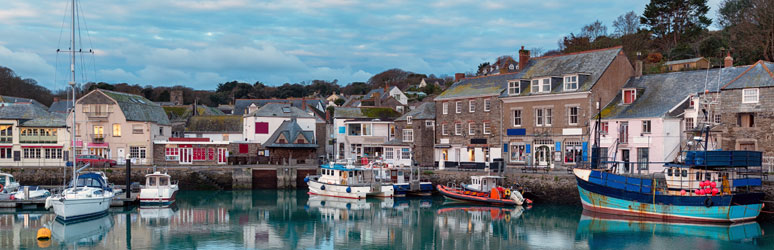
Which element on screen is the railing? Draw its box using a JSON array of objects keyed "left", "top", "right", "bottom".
[
  {"left": 0, "top": 137, "right": 11, "bottom": 144},
  {"left": 84, "top": 111, "right": 111, "bottom": 118},
  {"left": 18, "top": 135, "right": 58, "bottom": 144},
  {"left": 90, "top": 134, "right": 105, "bottom": 143}
]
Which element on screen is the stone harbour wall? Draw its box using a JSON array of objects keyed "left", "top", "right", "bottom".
[
  {"left": 426, "top": 171, "right": 580, "bottom": 205},
  {"left": 1, "top": 167, "right": 237, "bottom": 190}
]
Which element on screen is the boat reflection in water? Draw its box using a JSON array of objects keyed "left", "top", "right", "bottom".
[
  {"left": 576, "top": 210, "right": 763, "bottom": 247},
  {"left": 50, "top": 213, "right": 114, "bottom": 246}
]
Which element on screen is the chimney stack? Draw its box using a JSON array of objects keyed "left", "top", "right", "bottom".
[
  {"left": 635, "top": 51, "right": 643, "bottom": 78},
  {"left": 518, "top": 46, "right": 530, "bottom": 71},
  {"left": 724, "top": 51, "right": 734, "bottom": 68},
  {"left": 301, "top": 98, "right": 307, "bottom": 111},
  {"left": 454, "top": 73, "right": 465, "bottom": 82},
  {"left": 53, "top": 97, "right": 59, "bottom": 103}
]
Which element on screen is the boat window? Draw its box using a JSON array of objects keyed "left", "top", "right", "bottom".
[
  {"left": 682, "top": 170, "right": 688, "bottom": 177},
  {"left": 160, "top": 177, "right": 169, "bottom": 186},
  {"left": 667, "top": 168, "right": 673, "bottom": 176},
  {"left": 149, "top": 177, "right": 157, "bottom": 186},
  {"left": 8, "top": 177, "right": 14, "bottom": 183},
  {"left": 93, "top": 190, "right": 103, "bottom": 196},
  {"left": 695, "top": 172, "right": 702, "bottom": 181}
]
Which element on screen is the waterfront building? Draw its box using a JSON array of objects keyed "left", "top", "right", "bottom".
[
  {"left": 153, "top": 137, "right": 229, "bottom": 165},
  {"left": 714, "top": 60, "right": 774, "bottom": 152},
  {"left": 183, "top": 115, "right": 244, "bottom": 142},
  {"left": 383, "top": 102, "right": 435, "bottom": 167},
  {"left": 0, "top": 103, "right": 69, "bottom": 167},
  {"left": 242, "top": 103, "right": 318, "bottom": 145},
  {"left": 332, "top": 107, "right": 398, "bottom": 161},
  {"left": 71, "top": 89, "right": 171, "bottom": 165},
  {"left": 263, "top": 118, "right": 318, "bottom": 164},
  {"left": 500, "top": 46, "right": 634, "bottom": 169}
]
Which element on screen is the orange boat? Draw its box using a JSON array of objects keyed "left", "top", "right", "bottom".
[{"left": 436, "top": 184, "right": 530, "bottom": 206}]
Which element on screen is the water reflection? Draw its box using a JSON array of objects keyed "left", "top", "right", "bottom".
[{"left": 51, "top": 214, "right": 113, "bottom": 247}]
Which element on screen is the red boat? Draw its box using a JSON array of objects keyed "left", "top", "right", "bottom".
[{"left": 436, "top": 185, "right": 531, "bottom": 206}]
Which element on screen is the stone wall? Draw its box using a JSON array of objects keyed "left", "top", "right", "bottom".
[
  {"left": 426, "top": 171, "right": 579, "bottom": 205},
  {"left": 2, "top": 167, "right": 234, "bottom": 190},
  {"left": 717, "top": 88, "right": 774, "bottom": 154},
  {"left": 435, "top": 96, "right": 502, "bottom": 147},
  {"left": 394, "top": 119, "right": 435, "bottom": 167}
]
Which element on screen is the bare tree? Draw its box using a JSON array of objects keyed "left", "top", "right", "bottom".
[
  {"left": 580, "top": 20, "right": 608, "bottom": 42},
  {"left": 613, "top": 11, "right": 640, "bottom": 37},
  {"left": 529, "top": 47, "right": 545, "bottom": 57}
]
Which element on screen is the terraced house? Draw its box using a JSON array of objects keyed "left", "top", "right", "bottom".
[
  {"left": 383, "top": 102, "right": 435, "bottom": 167},
  {"left": 0, "top": 103, "right": 69, "bottom": 167},
  {"left": 71, "top": 89, "right": 171, "bottom": 165},
  {"left": 333, "top": 107, "right": 400, "bottom": 161},
  {"left": 715, "top": 60, "right": 774, "bottom": 153},
  {"left": 500, "top": 46, "right": 634, "bottom": 169}
]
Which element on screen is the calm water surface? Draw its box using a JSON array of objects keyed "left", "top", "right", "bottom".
[{"left": 1, "top": 190, "right": 772, "bottom": 249}]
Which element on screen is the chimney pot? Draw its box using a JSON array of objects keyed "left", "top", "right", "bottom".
[{"left": 724, "top": 52, "right": 734, "bottom": 68}]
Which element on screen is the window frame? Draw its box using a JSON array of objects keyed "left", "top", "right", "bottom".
[
  {"left": 455, "top": 101, "right": 462, "bottom": 113},
  {"left": 742, "top": 88, "right": 759, "bottom": 103},
  {"left": 455, "top": 123, "right": 462, "bottom": 135},
  {"left": 513, "top": 109, "right": 522, "bottom": 127},
  {"left": 402, "top": 129, "right": 413, "bottom": 142},
  {"left": 468, "top": 122, "right": 475, "bottom": 135},
  {"left": 442, "top": 102, "right": 448, "bottom": 114},
  {"left": 483, "top": 122, "right": 491, "bottom": 134},
  {"left": 442, "top": 124, "right": 448, "bottom": 135},
  {"left": 469, "top": 100, "right": 475, "bottom": 113},
  {"left": 508, "top": 80, "right": 520, "bottom": 95},
  {"left": 112, "top": 124, "right": 121, "bottom": 137},
  {"left": 484, "top": 99, "right": 491, "bottom": 112},
  {"left": 642, "top": 120, "right": 651, "bottom": 134},
  {"left": 568, "top": 106, "right": 579, "bottom": 125},
  {"left": 623, "top": 89, "right": 637, "bottom": 104},
  {"left": 406, "top": 116, "right": 412, "bottom": 125},
  {"left": 564, "top": 75, "right": 578, "bottom": 91}
]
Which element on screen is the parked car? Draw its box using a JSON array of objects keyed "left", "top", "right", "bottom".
[{"left": 76, "top": 155, "right": 117, "bottom": 168}]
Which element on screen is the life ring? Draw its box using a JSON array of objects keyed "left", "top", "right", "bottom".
[
  {"left": 704, "top": 197, "right": 713, "bottom": 207},
  {"left": 505, "top": 189, "right": 511, "bottom": 196},
  {"left": 0, "top": 183, "right": 4, "bottom": 193}
]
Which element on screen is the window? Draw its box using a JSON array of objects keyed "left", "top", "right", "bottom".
[
  {"left": 509, "top": 64, "right": 515, "bottom": 70},
  {"left": 743, "top": 88, "right": 759, "bottom": 103},
  {"left": 642, "top": 120, "right": 651, "bottom": 133},
  {"left": 541, "top": 78, "right": 551, "bottom": 92},
  {"left": 637, "top": 148, "right": 649, "bottom": 170},
  {"left": 0, "top": 148, "right": 10, "bottom": 159},
  {"left": 714, "top": 114, "right": 721, "bottom": 124},
  {"left": 508, "top": 81, "right": 520, "bottom": 95},
  {"left": 112, "top": 124, "right": 121, "bottom": 137},
  {"left": 129, "top": 146, "right": 146, "bottom": 159},
  {"left": 546, "top": 108, "right": 552, "bottom": 126},
  {"left": 406, "top": 116, "right": 412, "bottom": 124},
  {"left": 385, "top": 148, "right": 393, "bottom": 159},
  {"left": 531, "top": 79, "right": 540, "bottom": 93},
  {"left": 685, "top": 118, "right": 694, "bottom": 130},
  {"left": 564, "top": 75, "right": 578, "bottom": 90},
  {"left": 425, "top": 121, "right": 434, "bottom": 129},
  {"left": 255, "top": 122, "right": 269, "bottom": 134},
  {"left": 469, "top": 100, "right": 475, "bottom": 112},
  {"left": 443, "top": 102, "right": 448, "bottom": 115},
  {"left": 536, "top": 109, "right": 543, "bottom": 126},
  {"left": 619, "top": 122, "right": 629, "bottom": 144},
  {"left": 193, "top": 148, "right": 206, "bottom": 161},
  {"left": 737, "top": 113, "right": 754, "bottom": 127},
  {"left": 510, "top": 143, "right": 526, "bottom": 162},
  {"left": 159, "top": 127, "right": 164, "bottom": 136},
  {"left": 600, "top": 122, "right": 608, "bottom": 134},
  {"left": 393, "top": 94, "right": 401, "bottom": 102},
  {"left": 483, "top": 122, "right": 491, "bottom": 134},
  {"left": 568, "top": 107, "right": 579, "bottom": 125},
  {"left": 402, "top": 129, "right": 413, "bottom": 142},
  {"left": 93, "top": 126, "right": 104, "bottom": 138},
  {"left": 531, "top": 78, "right": 551, "bottom": 93},
  {"left": 513, "top": 110, "right": 522, "bottom": 126},
  {"left": 0, "top": 125, "right": 11, "bottom": 143},
  {"left": 456, "top": 101, "right": 462, "bottom": 113},
  {"left": 564, "top": 141, "right": 583, "bottom": 163},
  {"left": 455, "top": 123, "right": 462, "bottom": 135},
  {"left": 23, "top": 148, "right": 41, "bottom": 159},
  {"left": 362, "top": 124, "right": 373, "bottom": 136},
  {"left": 401, "top": 148, "right": 411, "bottom": 159},
  {"left": 536, "top": 108, "right": 552, "bottom": 126},
  {"left": 239, "top": 144, "right": 248, "bottom": 154},
  {"left": 484, "top": 99, "right": 491, "bottom": 111},
  {"left": 132, "top": 125, "right": 143, "bottom": 134},
  {"left": 348, "top": 124, "right": 362, "bottom": 136},
  {"left": 442, "top": 124, "right": 448, "bottom": 135},
  {"left": 468, "top": 123, "right": 475, "bottom": 135},
  {"left": 623, "top": 89, "right": 636, "bottom": 104}
]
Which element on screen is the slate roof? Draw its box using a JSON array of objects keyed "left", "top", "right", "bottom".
[
  {"left": 48, "top": 100, "right": 73, "bottom": 113},
  {"left": 436, "top": 72, "right": 522, "bottom": 101},
  {"left": 247, "top": 103, "right": 315, "bottom": 118},
  {"left": 383, "top": 138, "right": 408, "bottom": 146},
  {"left": 721, "top": 61, "right": 774, "bottom": 89},
  {"left": 185, "top": 115, "right": 243, "bottom": 133},
  {"left": 333, "top": 107, "right": 367, "bottom": 118},
  {"left": 664, "top": 57, "right": 707, "bottom": 66},
  {"left": 396, "top": 102, "right": 435, "bottom": 121},
  {"left": 521, "top": 46, "right": 623, "bottom": 93},
  {"left": 263, "top": 119, "right": 317, "bottom": 148},
  {"left": 603, "top": 65, "right": 750, "bottom": 119},
  {"left": 0, "top": 103, "right": 66, "bottom": 127},
  {"left": 99, "top": 90, "right": 171, "bottom": 125},
  {"left": 0, "top": 95, "right": 46, "bottom": 108},
  {"left": 233, "top": 99, "right": 325, "bottom": 115}
]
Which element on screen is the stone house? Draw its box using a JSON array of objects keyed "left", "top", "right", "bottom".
[
  {"left": 242, "top": 103, "right": 319, "bottom": 145},
  {"left": 383, "top": 102, "right": 435, "bottom": 167},
  {"left": 500, "top": 46, "right": 634, "bottom": 169},
  {"left": 714, "top": 60, "right": 774, "bottom": 152},
  {"left": 0, "top": 103, "right": 70, "bottom": 167},
  {"left": 71, "top": 89, "right": 171, "bottom": 165},
  {"left": 663, "top": 57, "right": 710, "bottom": 72}
]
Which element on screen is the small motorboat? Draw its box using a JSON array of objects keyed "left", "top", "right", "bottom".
[
  {"left": 0, "top": 172, "right": 20, "bottom": 194},
  {"left": 11, "top": 186, "right": 51, "bottom": 200},
  {"left": 306, "top": 161, "right": 394, "bottom": 199},
  {"left": 437, "top": 184, "right": 530, "bottom": 206},
  {"left": 139, "top": 172, "right": 179, "bottom": 207}
]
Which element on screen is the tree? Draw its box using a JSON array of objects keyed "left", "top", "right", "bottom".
[
  {"left": 641, "top": 0, "right": 712, "bottom": 50},
  {"left": 718, "top": 0, "right": 774, "bottom": 62},
  {"left": 613, "top": 11, "right": 640, "bottom": 37},
  {"left": 334, "top": 98, "right": 345, "bottom": 106},
  {"left": 580, "top": 20, "right": 608, "bottom": 42},
  {"left": 476, "top": 62, "right": 491, "bottom": 75}
]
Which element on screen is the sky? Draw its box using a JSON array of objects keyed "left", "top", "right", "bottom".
[{"left": 0, "top": 0, "right": 723, "bottom": 91}]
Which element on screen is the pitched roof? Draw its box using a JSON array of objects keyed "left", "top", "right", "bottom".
[
  {"left": 396, "top": 102, "right": 435, "bottom": 121},
  {"left": 333, "top": 107, "right": 401, "bottom": 120},
  {"left": 721, "top": 61, "right": 774, "bottom": 89},
  {"left": 603, "top": 65, "right": 750, "bottom": 119},
  {"left": 233, "top": 98, "right": 325, "bottom": 115},
  {"left": 436, "top": 72, "right": 521, "bottom": 101},
  {"left": 519, "top": 46, "right": 624, "bottom": 93},
  {"left": 247, "top": 103, "right": 315, "bottom": 118},
  {"left": 48, "top": 100, "right": 73, "bottom": 113},
  {"left": 664, "top": 57, "right": 707, "bottom": 66},
  {"left": 97, "top": 90, "right": 171, "bottom": 125},
  {"left": 0, "top": 103, "right": 66, "bottom": 127},
  {"left": 185, "top": 115, "right": 243, "bottom": 133},
  {"left": 263, "top": 119, "right": 317, "bottom": 148}
]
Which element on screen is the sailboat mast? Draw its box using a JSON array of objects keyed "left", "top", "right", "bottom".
[{"left": 70, "top": 0, "right": 77, "bottom": 186}]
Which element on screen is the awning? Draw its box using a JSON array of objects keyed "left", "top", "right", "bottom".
[
  {"left": 21, "top": 145, "right": 63, "bottom": 148},
  {"left": 87, "top": 142, "right": 109, "bottom": 148},
  {"left": 434, "top": 144, "right": 452, "bottom": 148},
  {"left": 0, "top": 145, "right": 11, "bottom": 148}
]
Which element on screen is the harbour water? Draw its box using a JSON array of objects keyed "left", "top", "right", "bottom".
[{"left": 1, "top": 190, "right": 772, "bottom": 249}]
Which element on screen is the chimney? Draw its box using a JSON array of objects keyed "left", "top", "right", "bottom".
[
  {"left": 384, "top": 82, "right": 389, "bottom": 92},
  {"left": 635, "top": 52, "right": 643, "bottom": 78},
  {"left": 724, "top": 51, "right": 734, "bottom": 68},
  {"left": 325, "top": 109, "right": 331, "bottom": 122},
  {"left": 301, "top": 98, "right": 307, "bottom": 111},
  {"left": 53, "top": 97, "right": 59, "bottom": 103},
  {"left": 518, "top": 46, "right": 530, "bottom": 71},
  {"left": 454, "top": 73, "right": 465, "bottom": 82}
]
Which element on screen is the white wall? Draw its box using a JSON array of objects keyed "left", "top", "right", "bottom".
[{"left": 243, "top": 116, "right": 316, "bottom": 144}]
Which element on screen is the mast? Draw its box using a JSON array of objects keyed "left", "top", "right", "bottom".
[{"left": 70, "top": 0, "right": 77, "bottom": 186}]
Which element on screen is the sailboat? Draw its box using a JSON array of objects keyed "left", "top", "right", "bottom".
[{"left": 44, "top": 0, "right": 115, "bottom": 222}]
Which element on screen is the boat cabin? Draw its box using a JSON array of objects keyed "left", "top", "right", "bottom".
[
  {"left": 318, "top": 163, "right": 369, "bottom": 186},
  {"left": 70, "top": 173, "right": 108, "bottom": 189},
  {"left": 469, "top": 176, "right": 504, "bottom": 192},
  {"left": 663, "top": 150, "right": 763, "bottom": 194},
  {"left": 0, "top": 173, "right": 19, "bottom": 193},
  {"left": 146, "top": 172, "right": 172, "bottom": 187}
]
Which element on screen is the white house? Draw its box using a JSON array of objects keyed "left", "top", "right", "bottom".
[
  {"left": 243, "top": 103, "right": 318, "bottom": 144},
  {"left": 183, "top": 115, "right": 244, "bottom": 142},
  {"left": 333, "top": 107, "right": 396, "bottom": 161},
  {"left": 0, "top": 103, "right": 70, "bottom": 167}
]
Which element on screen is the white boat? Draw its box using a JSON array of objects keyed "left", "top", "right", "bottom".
[
  {"left": 139, "top": 172, "right": 179, "bottom": 207},
  {"left": 46, "top": 173, "right": 115, "bottom": 222},
  {"left": 11, "top": 186, "right": 51, "bottom": 200},
  {"left": 306, "top": 162, "right": 394, "bottom": 199},
  {"left": 0, "top": 173, "right": 20, "bottom": 194}
]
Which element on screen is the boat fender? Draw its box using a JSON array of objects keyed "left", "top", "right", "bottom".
[
  {"left": 44, "top": 197, "right": 52, "bottom": 210},
  {"left": 36, "top": 228, "right": 51, "bottom": 240},
  {"left": 704, "top": 197, "right": 713, "bottom": 207},
  {"left": 320, "top": 185, "right": 325, "bottom": 191},
  {"left": 346, "top": 187, "right": 352, "bottom": 193},
  {"left": 504, "top": 189, "right": 511, "bottom": 196},
  {"left": 0, "top": 184, "right": 3, "bottom": 193},
  {"left": 346, "top": 203, "right": 351, "bottom": 210},
  {"left": 304, "top": 177, "right": 309, "bottom": 183}
]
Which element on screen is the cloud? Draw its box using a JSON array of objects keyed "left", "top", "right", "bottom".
[
  {"left": 0, "top": 3, "right": 39, "bottom": 23},
  {"left": 0, "top": 45, "right": 55, "bottom": 82}
]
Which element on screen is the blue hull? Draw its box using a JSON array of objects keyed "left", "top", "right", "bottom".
[
  {"left": 393, "top": 183, "right": 434, "bottom": 196},
  {"left": 55, "top": 210, "right": 109, "bottom": 224},
  {"left": 576, "top": 175, "right": 763, "bottom": 222}
]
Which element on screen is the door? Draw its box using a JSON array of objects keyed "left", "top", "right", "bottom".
[
  {"left": 621, "top": 149, "right": 630, "bottom": 173},
  {"left": 180, "top": 148, "right": 193, "bottom": 164},
  {"left": 217, "top": 148, "right": 227, "bottom": 164},
  {"left": 535, "top": 145, "right": 551, "bottom": 166},
  {"left": 117, "top": 148, "right": 125, "bottom": 164}
]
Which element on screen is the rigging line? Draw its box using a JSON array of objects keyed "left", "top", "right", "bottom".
[
  {"left": 78, "top": 0, "right": 98, "bottom": 83},
  {"left": 55, "top": 0, "right": 71, "bottom": 89},
  {"left": 76, "top": 0, "right": 87, "bottom": 83}
]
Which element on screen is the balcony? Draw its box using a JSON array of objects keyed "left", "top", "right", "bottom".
[
  {"left": 90, "top": 134, "right": 105, "bottom": 143},
  {"left": 84, "top": 111, "right": 111, "bottom": 120},
  {"left": 19, "top": 135, "right": 57, "bottom": 144}
]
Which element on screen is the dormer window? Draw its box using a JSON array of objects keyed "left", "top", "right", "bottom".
[
  {"left": 531, "top": 78, "right": 551, "bottom": 93},
  {"left": 564, "top": 75, "right": 578, "bottom": 91},
  {"left": 508, "top": 80, "right": 520, "bottom": 95},
  {"left": 623, "top": 89, "right": 637, "bottom": 104},
  {"left": 509, "top": 64, "right": 515, "bottom": 70},
  {"left": 407, "top": 116, "right": 412, "bottom": 124}
]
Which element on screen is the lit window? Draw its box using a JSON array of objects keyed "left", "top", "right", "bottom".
[
  {"left": 742, "top": 88, "right": 759, "bottom": 103},
  {"left": 564, "top": 75, "right": 578, "bottom": 90},
  {"left": 113, "top": 124, "right": 121, "bottom": 137}
]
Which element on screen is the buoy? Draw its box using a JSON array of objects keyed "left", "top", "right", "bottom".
[
  {"left": 304, "top": 177, "right": 309, "bottom": 183},
  {"left": 320, "top": 185, "right": 326, "bottom": 191},
  {"left": 37, "top": 228, "right": 51, "bottom": 240},
  {"left": 712, "top": 187, "right": 719, "bottom": 196},
  {"left": 710, "top": 182, "right": 716, "bottom": 188},
  {"left": 697, "top": 189, "right": 705, "bottom": 195},
  {"left": 346, "top": 187, "right": 352, "bottom": 193},
  {"left": 680, "top": 190, "right": 686, "bottom": 196}
]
